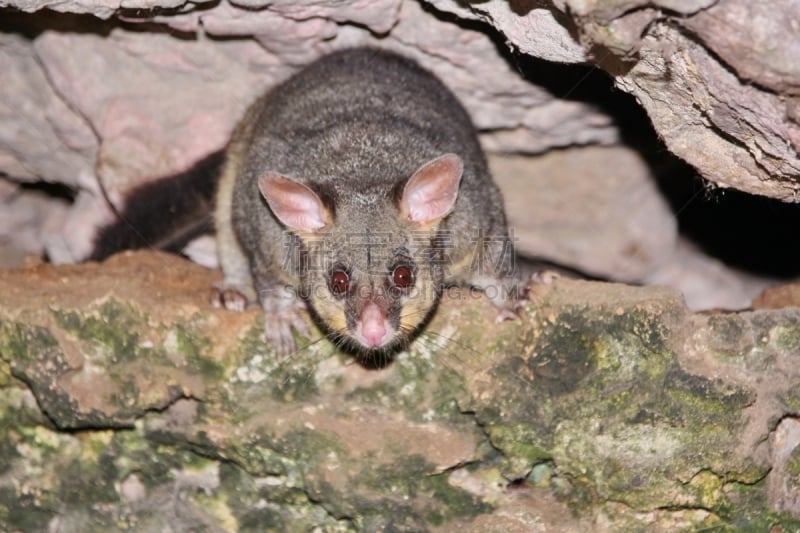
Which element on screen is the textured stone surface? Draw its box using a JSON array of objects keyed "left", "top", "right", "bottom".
[
  {"left": 429, "top": 0, "right": 799, "bottom": 199},
  {"left": 0, "top": 0, "right": 796, "bottom": 201},
  {"left": 491, "top": 147, "right": 676, "bottom": 283},
  {"left": 644, "top": 240, "right": 773, "bottom": 311},
  {"left": 0, "top": 2, "right": 622, "bottom": 263},
  {"left": 1, "top": 0, "right": 797, "bottom": 263},
  {"left": 615, "top": 23, "right": 800, "bottom": 201},
  {"left": 0, "top": 2, "right": 797, "bottom": 333},
  {"left": 0, "top": 32, "right": 96, "bottom": 187},
  {"left": 683, "top": 2, "right": 800, "bottom": 96},
  {"left": 1, "top": 251, "right": 799, "bottom": 529}
]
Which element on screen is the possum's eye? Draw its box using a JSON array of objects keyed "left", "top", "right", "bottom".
[
  {"left": 329, "top": 269, "right": 350, "bottom": 297},
  {"left": 391, "top": 265, "right": 414, "bottom": 289}
]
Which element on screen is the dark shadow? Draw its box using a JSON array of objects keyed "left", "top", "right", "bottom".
[
  {"left": 0, "top": 10, "right": 116, "bottom": 38},
  {"left": 17, "top": 180, "right": 77, "bottom": 202},
  {"left": 0, "top": 5, "right": 221, "bottom": 41}
]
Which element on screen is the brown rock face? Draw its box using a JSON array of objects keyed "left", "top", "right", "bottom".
[{"left": 1, "top": 251, "right": 799, "bottom": 529}]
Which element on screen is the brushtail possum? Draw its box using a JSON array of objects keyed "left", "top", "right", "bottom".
[
  {"left": 90, "top": 47, "right": 522, "bottom": 358},
  {"left": 213, "top": 47, "right": 521, "bottom": 358}
]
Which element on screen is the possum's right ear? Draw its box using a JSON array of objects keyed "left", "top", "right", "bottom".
[
  {"left": 258, "top": 173, "right": 332, "bottom": 233},
  {"left": 400, "top": 153, "right": 463, "bottom": 227}
]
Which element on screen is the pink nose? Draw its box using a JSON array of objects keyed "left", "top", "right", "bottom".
[{"left": 360, "top": 302, "right": 387, "bottom": 347}]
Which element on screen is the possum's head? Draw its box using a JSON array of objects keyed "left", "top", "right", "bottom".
[{"left": 258, "top": 154, "right": 463, "bottom": 358}]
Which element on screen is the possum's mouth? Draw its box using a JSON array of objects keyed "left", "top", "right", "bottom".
[
  {"left": 343, "top": 304, "right": 439, "bottom": 368},
  {"left": 321, "top": 320, "right": 412, "bottom": 368}
]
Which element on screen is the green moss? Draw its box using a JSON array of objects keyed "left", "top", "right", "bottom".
[
  {"left": 59, "top": 451, "right": 119, "bottom": 505},
  {"left": 486, "top": 424, "right": 551, "bottom": 465},
  {"left": 344, "top": 377, "right": 392, "bottom": 407},
  {"left": 515, "top": 310, "right": 598, "bottom": 396},
  {"left": 277, "top": 428, "right": 345, "bottom": 465},
  {"left": 51, "top": 300, "right": 148, "bottom": 363},
  {"left": 778, "top": 389, "right": 800, "bottom": 413},
  {"left": 787, "top": 448, "right": 800, "bottom": 479},
  {"left": 229, "top": 324, "right": 324, "bottom": 403},
  {"left": 687, "top": 470, "right": 725, "bottom": 510},
  {"left": 0, "top": 320, "right": 61, "bottom": 364},
  {"left": 481, "top": 305, "right": 676, "bottom": 455},
  {"left": 658, "top": 367, "right": 754, "bottom": 428},
  {"left": 423, "top": 472, "right": 492, "bottom": 523},
  {"left": 527, "top": 461, "right": 555, "bottom": 487},
  {"left": 270, "top": 364, "right": 319, "bottom": 403},
  {"left": 706, "top": 314, "right": 754, "bottom": 359},
  {"left": 429, "top": 366, "right": 470, "bottom": 420},
  {"left": 169, "top": 325, "right": 222, "bottom": 380},
  {"left": 238, "top": 323, "right": 275, "bottom": 358},
  {"left": 359, "top": 454, "right": 431, "bottom": 494},
  {"left": 473, "top": 300, "right": 770, "bottom": 515},
  {"left": 354, "top": 454, "right": 491, "bottom": 526},
  {"left": 115, "top": 434, "right": 186, "bottom": 488},
  {"left": 770, "top": 324, "right": 800, "bottom": 353},
  {"left": 228, "top": 437, "right": 294, "bottom": 479},
  {"left": 0, "top": 360, "right": 10, "bottom": 389},
  {"left": 338, "top": 349, "right": 454, "bottom": 424},
  {"left": 718, "top": 488, "right": 800, "bottom": 532},
  {"left": 1, "top": 489, "right": 57, "bottom": 532},
  {"left": 238, "top": 507, "right": 286, "bottom": 532}
]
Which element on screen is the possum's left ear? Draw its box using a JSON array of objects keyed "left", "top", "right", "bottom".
[{"left": 400, "top": 154, "right": 463, "bottom": 227}]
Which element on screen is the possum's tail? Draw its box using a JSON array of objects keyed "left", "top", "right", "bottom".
[{"left": 87, "top": 150, "right": 224, "bottom": 262}]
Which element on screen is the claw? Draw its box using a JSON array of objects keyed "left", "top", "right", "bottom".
[
  {"left": 495, "top": 308, "right": 518, "bottom": 323},
  {"left": 528, "top": 269, "right": 560, "bottom": 287},
  {"left": 260, "top": 286, "right": 308, "bottom": 358},
  {"left": 212, "top": 283, "right": 309, "bottom": 357},
  {"left": 263, "top": 310, "right": 309, "bottom": 358},
  {"left": 210, "top": 285, "right": 252, "bottom": 312}
]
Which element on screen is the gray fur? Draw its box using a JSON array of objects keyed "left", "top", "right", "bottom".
[{"left": 216, "top": 47, "right": 515, "bottom": 356}]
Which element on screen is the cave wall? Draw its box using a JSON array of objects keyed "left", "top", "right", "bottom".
[
  {"left": 0, "top": 0, "right": 798, "bottom": 306},
  {"left": 1, "top": 1, "right": 800, "bottom": 529}
]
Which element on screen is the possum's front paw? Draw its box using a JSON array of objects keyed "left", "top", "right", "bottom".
[
  {"left": 492, "top": 271, "right": 560, "bottom": 323},
  {"left": 262, "top": 307, "right": 310, "bottom": 357},
  {"left": 492, "top": 270, "right": 561, "bottom": 323},
  {"left": 210, "top": 286, "right": 252, "bottom": 312},
  {"left": 260, "top": 286, "right": 310, "bottom": 358},
  {"left": 528, "top": 269, "right": 560, "bottom": 287}
]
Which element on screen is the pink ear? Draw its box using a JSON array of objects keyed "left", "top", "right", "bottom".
[
  {"left": 400, "top": 154, "right": 463, "bottom": 226},
  {"left": 258, "top": 173, "right": 331, "bottom": 233}
]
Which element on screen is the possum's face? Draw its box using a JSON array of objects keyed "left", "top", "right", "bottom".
[
  {"left": 300, "top": 219, "right": 444, "bottom": 355},
  {"left": 258, "top": 153, "right": 463, "bottom": 357}
]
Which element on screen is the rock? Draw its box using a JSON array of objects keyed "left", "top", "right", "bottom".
[
  {"left": 491, "top": 148, "right": 777, "bottom": 310},
  {"left": 0, "top": 4, "right": 619, "bottom": 263},
  {"left": 615, "top": 24, "right": 800, "bottom": 201},
  {"left": 753, "top": 283, "right": 800, "bottom": 310},
  {"left": 0, "top": 31, "right": 96, "bottom": 187},
  {"left": 490, "top": 147, "right": 676, "bottom": 283},
  {"left": 682, "top": 1, "right": 800, "bottom": 96},
  {"left": 1, "top": 251, "right": 799, "bottom": 529},
  {"left": 0, "top": 181, "right": 69, "bottom": 265},
  {"left": 424, "top": 0, "right": 588, "bottom": 64},
  {"left": 426, "top": 0, "right": 800, "bottom": 199},
  {"left": 2, "top": 0, "right": 796, "bottom": 302},
  {"left": 644, "top": 239, "right": 773, "bottom": 311},
  {"left": 32, "top": 25, "right": 277, "bottom": 205}
]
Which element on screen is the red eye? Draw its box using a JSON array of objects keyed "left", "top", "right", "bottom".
[
  {"left": 392, "top": 265, "right": 414, "bottom": 289},
  {"left": 329, "top": 269, "right": 350, "bottom": 296}
]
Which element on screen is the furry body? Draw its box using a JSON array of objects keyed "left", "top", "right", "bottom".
[{"left": 215, "top": 48, "right": 517, "bottom": 356}]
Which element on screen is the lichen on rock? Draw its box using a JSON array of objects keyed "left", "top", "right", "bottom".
[{"left": 1, "top": 251, "right": 799, "bottom": 529}]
